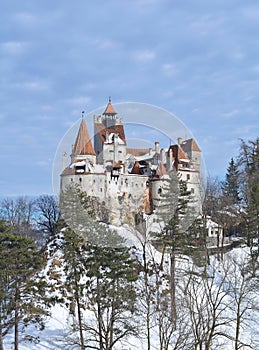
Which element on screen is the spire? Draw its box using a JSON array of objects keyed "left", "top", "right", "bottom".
[
  {"left": 103, "top": 97, "right": 117, "bottom": 116},
  {"left": 72, "top": 117, "right": 96, "bottom": 156},
  {"left": 156, "top": 162, "right": 168, "bottom": 177}
]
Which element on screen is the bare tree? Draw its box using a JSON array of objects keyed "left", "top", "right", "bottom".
[
  {"left": 184, "top": 261, "right": 231, "bottom": 350},
  {"left": 35, "top": 195, "right": 59, "bottom": 235},
  {"left": 0, "top": 197, "right": 35, "bottom": 237},
  {"left": 225, "top": 253, "right": 258, "bottom": 350}
]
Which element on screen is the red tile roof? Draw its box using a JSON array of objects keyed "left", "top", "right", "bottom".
[
  {"left": 126, "top": 148, "right": 150, "bottom": 157},
  {"left": 156, "top": 162, "right": 168, "bottom": 177},
  {"left": 182, "top": 138, "right": 201, "bottom": 152},
  {"left": 95, "top": 122, "right": 126, "bottom": 144},
  {"left": 73, "top": 118, "right": 96, "bottom": 156},
  {"left": 131, "top": 161, "right": 141, "bottom": 174},
  {"left": 103, "top": 101, "right": 117, "bottom": 115},
  {"left": 168, "top": 145, "right": 190, "bottom": 170}
]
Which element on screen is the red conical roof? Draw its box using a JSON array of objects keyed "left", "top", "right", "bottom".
[
  {"left": 72, "top": 118, "right": 96, "bottom": 156},
  {"left": 103, "top": 98, "right": 117, "bottom": 116},
  {"left": 156, "top": 162, "right": 168, "bottom": 177}
]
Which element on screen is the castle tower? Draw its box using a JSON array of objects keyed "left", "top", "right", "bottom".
[
  {"left": 71, "top": 114, "right": 96, "bottom": 164},
  {"left": 94, "top": 98, "right": 126, "bottom": 165}
]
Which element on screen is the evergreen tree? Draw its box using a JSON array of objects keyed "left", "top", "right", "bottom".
[
  {"left": 0, "top": 221, "right": 50, "bottom": 350},
  {"left": 61, "top": 228, "right": 87, "bottom": 350},
  {"left": 83, "top": 244, "right": 138, "bottom": 350},
  {"left": 222, "top": 158, "right": 241, "bottom": 203},
  {"left": 238, "top": 138, "right": 259, "bottom": 273},
  {"left": 49, "top": 184, "right": 139, "bottom": 349},
  {"left": 154, "top": 170, "right": 196, "bottom": 322}
]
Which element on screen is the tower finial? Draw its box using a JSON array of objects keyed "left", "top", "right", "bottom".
[
  {"left": 109, "top": 96, "right": 111, "bottom": 103},
  {"left": 82, "top": 110, "right": 85, "bottom": 119}
]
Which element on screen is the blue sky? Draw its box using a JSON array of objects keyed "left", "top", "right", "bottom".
[{"left": 1, "top": 0, "right": 259, "bottom": 196}]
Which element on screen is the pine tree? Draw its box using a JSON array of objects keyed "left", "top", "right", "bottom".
[
  {"left": 239, "top": 138, "right": 259, "bottom": 273},
  {"left": 154, "top": 170, "right": 196, "bottom": 323},
  {"left": 83, "top": 244, "right": 138, "bottom": 350},
  {"left": 222, "top": 158, "right": 241, "bottom": 203},
  {"left": 0, "top": 221, "right": 50, "bottom": 350}
]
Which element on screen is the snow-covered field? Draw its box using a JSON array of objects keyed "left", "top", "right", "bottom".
[{"left": 3, "top": 225, "right": 259, "bottom": 350}]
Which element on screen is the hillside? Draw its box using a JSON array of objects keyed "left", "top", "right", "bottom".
[{"left": 3, "top": 225, "right": 259, "bottom": 350}]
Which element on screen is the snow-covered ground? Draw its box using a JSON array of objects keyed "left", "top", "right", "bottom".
[{"left": 3, "top": 225, "right": 259, "bottom": 350}]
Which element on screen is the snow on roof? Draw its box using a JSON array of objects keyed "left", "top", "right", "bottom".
[
  {"left": 206, "top": 217, "right": 222, "bottom": 229},
  {"left": 94, "top": 164, "right": 105, "bottom": 173},
  {"left": 135, "top": 150, "right": 155, "bottom": 161}
]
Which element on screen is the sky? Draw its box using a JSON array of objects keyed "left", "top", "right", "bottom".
[{"left": 1, "top": 0, "right": 259, "bottom": 197}]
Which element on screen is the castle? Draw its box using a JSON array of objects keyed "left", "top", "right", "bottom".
[{"left": 60, "top": 99, "right": 202, "bottom": 226}]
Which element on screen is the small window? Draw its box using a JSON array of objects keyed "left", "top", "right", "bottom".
[
  {"left": 79, "top": 177, "right": 82, "bottom": 182},
  {"left": 100, "top": 188, "right": 103, "bottom": 192},
  {"left": 158, "top": 188, "right": 162, "bottom": 194},
  {"left": 187, "top": 174, "right": 190, "bottom": 180},
  {"left": 118, "top": 150, "right": 122, "bottom": 153},
  {"left": 109, "top": 150, "right": 114, "bottom": 153},
  {"left": 191, "top": 188, "right": 194, "bottom": 194},
  {"left": 71, "top": 178, "right": 73, "bottom": 182}
]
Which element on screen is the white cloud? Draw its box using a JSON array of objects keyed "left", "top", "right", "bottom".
[
  {"left": 67, "top": 96, "right": 92, "bottom": 107},
  {"left": 221, "top": 109, "right": 240, "bottom": 119},
  {"left": 243, "top": 6, "right": 259, "bottom": 21},
  {"left": 132, "top": 50, "right": 156, "bottom": 63},
  {"left": 14, "top": 12, "right": 37, "bottom": 25},
  {"left": 1, "top": 41, "right": 29, "bottom": 55},
  {"left": 190, "top": 15, "right": 225, "bottom": 35},
  {"left": 161, "top": 63, "right": 177, "bottom": 77},
  {"left": 36, "top": 159, "right": 51, "bottom": 168},
  {"left": 15, "top": 81, "right": 49, "bottom": 91}
]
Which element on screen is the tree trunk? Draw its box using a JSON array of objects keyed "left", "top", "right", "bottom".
[
  {"left": 0, "top": 303, "right": 4, "bottom": 350},
  {"left": 234, "top": 305, "right": 241, "bottom": 350},
  {"left": 143, "top": 246, "right": 151, "bottom": 350},
  {"left": 170, "top": 248, "right": 176, "bottom": 324},
  {"left": 14, "top": 286, "right": 19, "bottom": 350},
  {"left": 96, "top": 278, "right": 104, "bottom": 350},
  {"left": 75, "top": 285, "right": 85, "bottom": 350}
]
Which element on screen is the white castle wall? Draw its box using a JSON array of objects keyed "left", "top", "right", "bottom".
[{"left": 61, "top": 171, "right": 149, "bottom": 225}]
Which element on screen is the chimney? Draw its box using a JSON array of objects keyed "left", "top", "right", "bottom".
[
  {"left": 149, "top": 148, "right": 152, "bottom": 155},
  {"left": 178, "top": 137, "right": 183, "bottom": 145},
  {"left": 169, "top": 148, "right": 173, "bottom": 171},
  {"left": 160, "top": 148, "right": 166, "bottom": 164},
  {"left": 62, "top": 152, "right": 67, "bottom": 170},
  {"left": 155, "top": 141, "right": 160, "bottom": 154}
]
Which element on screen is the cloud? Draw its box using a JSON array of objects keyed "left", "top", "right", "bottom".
[
  {"left": 1, "top": 41, "right": 29, "bottom": 55},
  {"left": 35, "top": 159, "right": 51, "bottom": 168},
  {"left": 66, "top": 96, "right": 92, "bottom": 107},
  {"left": 243, "top": 5, "right": 259, "bottom": 20},
  {"left": 161, "top": 63, "right": 178, "bottom": 77},
  {"left": 221, "top": 109, "right": 240, "bottom": 119},
  {"left": 190, "top": 15, "right": 225, "bottom": 35},
  {"left": 132, "top": 50, "right": 156, "bottom": 63},
  {"left": 14, "top": 80, "right": 50, "bottom": 91}
]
